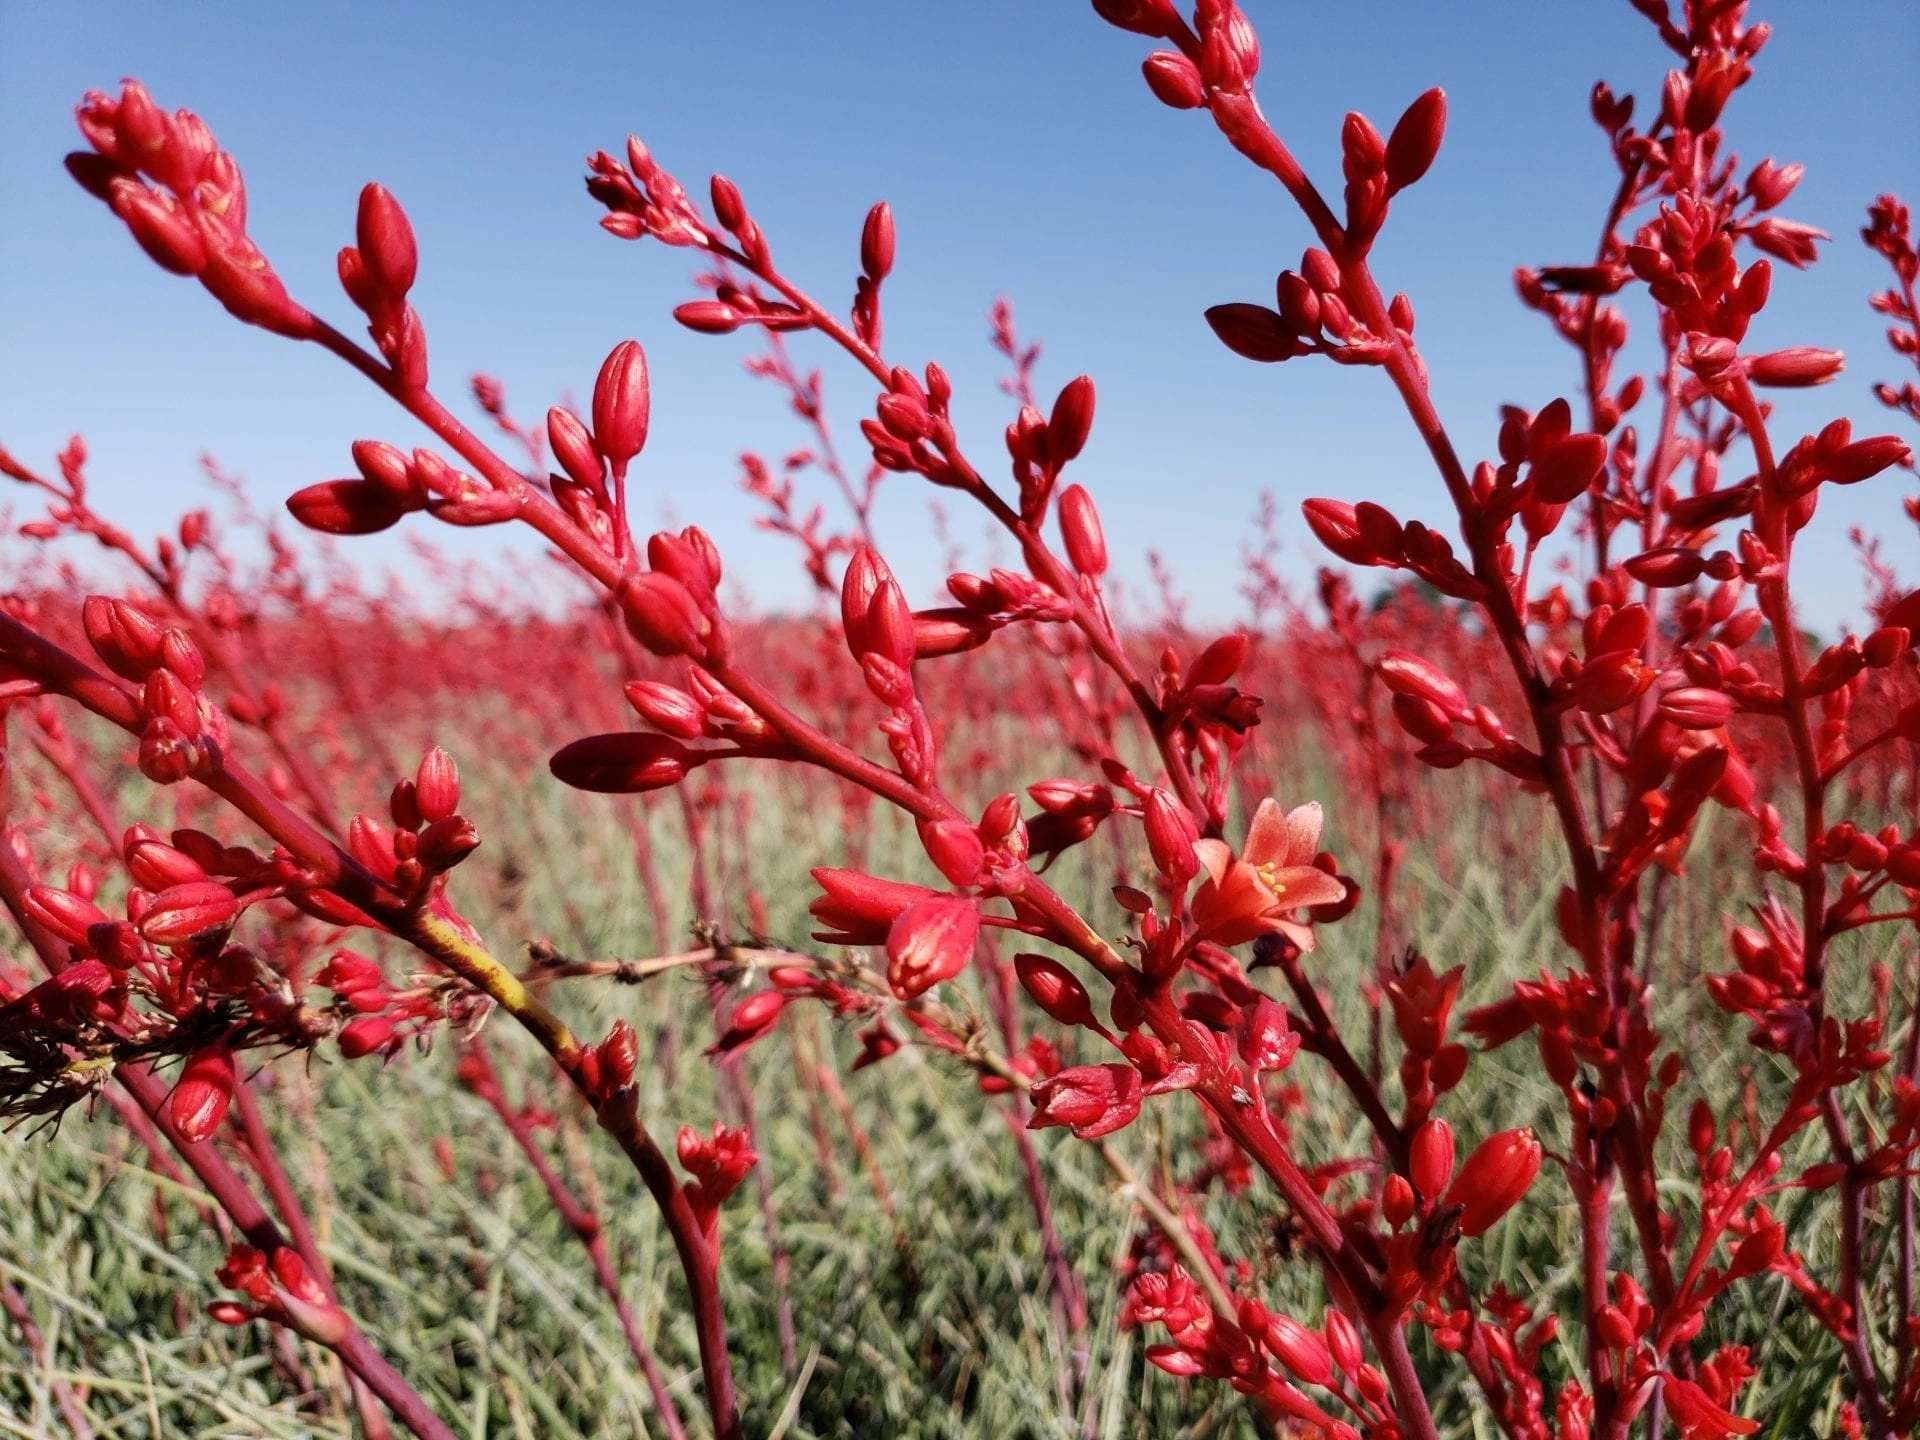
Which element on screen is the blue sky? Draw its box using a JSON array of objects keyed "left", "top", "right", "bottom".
[{"left": 3, "top": 2, "right": 1915, "bottom": 630}]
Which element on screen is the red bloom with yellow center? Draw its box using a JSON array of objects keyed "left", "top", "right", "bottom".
[{"left": 1189, "top": 799, "right": 1347, "bottom": 949}]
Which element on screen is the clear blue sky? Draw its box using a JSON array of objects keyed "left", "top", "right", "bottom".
[{"left": 3, "top": 2, "right": 1915, "bottom": 629}]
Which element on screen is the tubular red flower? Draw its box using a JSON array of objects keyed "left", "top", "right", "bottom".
[
  {"left": 885, "top": 895, "right": 979, "bottom": 999},
  {"left": 1443, "top": 1128, "right": 1543, "bottom": 1236},
  {"left": 169, "top": 1045, "right": 236, "bottom": 1143}
]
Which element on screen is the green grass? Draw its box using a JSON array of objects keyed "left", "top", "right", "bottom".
[{"left": 1, "top": 749, "right": 1910, "bottom": 1438}]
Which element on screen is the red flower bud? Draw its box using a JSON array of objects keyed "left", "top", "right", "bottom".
[
  {"left": 673, "top": 299, "right": 743, "bottom": 333},
  {"left": 338, "top": 1014, "right": 397, "bottom": 1058},
  {"left": 139, "top": 881, "right": 239, "bottom": 946},
  {"left": 1746, "top": 347, "right": 1843, "bottom": 387},
  {"left": 1047, "top": 376, "right": 1096, "bottom": 465},
  {"left": 1384, "top": 88, "right": 1446, "bottom": 193},
  {"left": 1443, "top": 1128, "right": 1543, "bottom": 1235},
  {"left": 1264, "top": 1313, "right": 1333, "bottom": 1386},
  {"left": 1573, "top": 649, "right": 1653, "bottom": 713},
  {"left": 709, "top": 990, "right": 786, "bottom": 1059},
  {"left": 1303, "top": 498, "right": 1405, "bottom": 568},
  {"left": 1625, "top": 546, "right": 1708, "bottom": 587},
  {"left": 600, "top": 1020, "right": 639, "bottom": 1090},
  {"left": 625, "top": 680, "right": 708, "bottom": 739},
  {"left": 1324, "top": 1309, "right": 1363, "bottom": 1375},
  {"left": 1384, "top": 1174, "right": 1416, "bottom": 1228},
  {"left": 23, "top": 885, "right": 109, "bottom": 945},
  {"left": 414, "top": 747, "right": 460, "bottom": 823},
  {"left": 83, "top": 595, "right": 166, "bottom": 679},
  {"left": 709, "top": 174, "right": 746, "bottom": 231},
  {"left": 885, "top": 895, "right": 979, "bottom": 999},
  {"left": 1015, "top": 953, "right": 1099, "bottom": 1029},
  {"left": 1141, "top": 50, "right": 1206, "bottom": 109},
  {"left": 860, "top": 201, "right": 895, "bottom": 281},
  {"left": 548, "top": 732, "right": 696, "bottom": 794},
  {"left": 1090, "top": 0, "right": 1180, "bottom": 38},
  {"left": 124, "top": 836, "right": 207, "bottom": 891},
  {"left": 109, "top": 179, "right": 206, "bottom": 275},
  {"left": 286, "top": 479, "right": 407, "bottom": 536},
  {"left": 1410, "top": 1118, "right": 1456, "bottom": 1198},
  {"left": 1028, "top": 1062, "right": 1142, "bottom": 1139},
  {"left": 1658, "top": 686, "right": 1735, "bottom": 729},
  {"left": 355, "top": 183, "right": 417, "bottom": 299},
  {"left": 919, "top": 819, "right": 986, "bottom": 886},
  {"left": 618, "top": 571, "right": 710, "bottom": 657},
  {"left": 862, "top": 572, "right": 918, "bottom": 675},
  {"left": 911, "top": 607, "right": 996, "bottom": 658},
  {"left": 592, "top": 340, "right": 651, "bottom": 473},
  {"left": 1529, "top": 433, "right": 1608, "bottom": 506},
  {"left": 546, "top": 406, "right": 603, "bottom": 488},
  {"left": 1378, "top": 650, "right": 1469, "bottom": 718},
  {"left": 1057, "top": 484, "right": 1108, "bottom": 576},
  {"left": 1828, "top": 434, "right": 1909, "bottom": 485},
  {"left": 1142, "top": 788, "right": 1199, "bottom": 884},
  {"left": 170, "top": 1045, "right": 236, "bottom": 1143},
  {"left": 1205, "top": 303, "right": 1298, "bottom": 363}
]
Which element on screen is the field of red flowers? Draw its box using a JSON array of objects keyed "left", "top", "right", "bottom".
[{"left": 3, "top": 2, "right": 1919, "bottom": 1437}]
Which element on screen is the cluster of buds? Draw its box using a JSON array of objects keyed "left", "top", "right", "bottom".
[
  {"left": 285, "top": 440, "right": 497, "bottom": 537},
  {"left": 1372, "top": 1121, "right": 1545, "bottom": 1312},
  {"left": 1380, "top": 955, "right": 1467, "bottom": 1122},
  {"left": 82, "top": 597, "right": 227, "bottom": 783},
  {"left": 67, "top": 80, "right": 315, "bottom": 337},
  {"left": 338, "top": 183, "right": 425, "bottom": 386},
  {"left": 1126, "top": 1264, "right": 1405, "bottom": 1438},
  {"left": 1208, "top": 245, "right": 1410, "bottom": 370},
  {"left": 209, "top": 1245, "right": 349, "bottom": 1345},
  {"left": 676, "top": 1122, "right": 757, "bottom": 1248},
  {"left": 1001, "top": 374, "right": 1097, "bottom": 524},
  {"left": 334, "top": 748, "right": 480, "bottom": 911},
  {"left": 312, "top": 947, "right": 482, "bottom": 1062}
]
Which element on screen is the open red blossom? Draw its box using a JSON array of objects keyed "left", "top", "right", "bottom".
[{"left": 1191, "top": 799, "right": 1347, "bottom": 948}]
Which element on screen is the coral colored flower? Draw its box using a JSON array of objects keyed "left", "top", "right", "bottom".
[{"left": 1190, "top": 799, "right": 1347, "bottom": 948}]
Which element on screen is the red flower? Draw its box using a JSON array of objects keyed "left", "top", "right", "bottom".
[
  {"left": 169, "top": 1044, "right": 236, "bottom": 1143},
  {"left": 809, "top": 868, "right": 936, "bottom": 946},
  {"left": 1662, "top": 1377, "right": 1760, "bottom": 1439},
  {"left": 1028, "top": 1062, "right": 1143, "bottom": 1139},
  {"left": 1443, "top": 1127, "right": 1543, "bottom": 1236},
  {"left": 1190, "top": 799, "right": 1347, "bottom": 948},
  {"left": 885, "top": 894, "right": 979, "bottom": 999}
]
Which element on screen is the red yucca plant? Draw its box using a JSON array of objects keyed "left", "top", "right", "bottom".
[{"left": 3, "top": 2, "right": 1919, "bottom": 1437}]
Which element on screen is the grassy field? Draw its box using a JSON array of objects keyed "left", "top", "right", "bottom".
[{"left": 1, "top": 720, "right": 1904, "bottom": 1440}]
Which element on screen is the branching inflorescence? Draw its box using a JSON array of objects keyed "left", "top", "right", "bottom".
[{"left": 0, "top": 2, "right": 1916, "bottom": 1438}]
